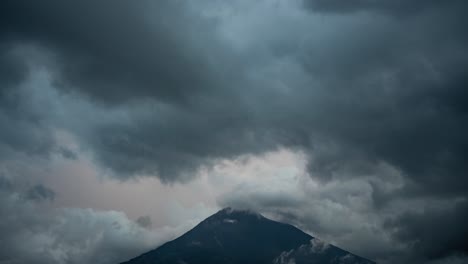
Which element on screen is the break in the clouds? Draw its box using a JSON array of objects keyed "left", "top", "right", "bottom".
[{"left": 0, "top": 0, "right": 467, "bottom": 263}]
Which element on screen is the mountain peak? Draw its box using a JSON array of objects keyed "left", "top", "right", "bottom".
[{"left": 122, "top": 209, "right": 375, "bottom": 264}]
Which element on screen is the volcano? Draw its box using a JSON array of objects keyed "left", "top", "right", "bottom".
[{"left": 121, "top": 208, "right": 375, "bottom": 264}]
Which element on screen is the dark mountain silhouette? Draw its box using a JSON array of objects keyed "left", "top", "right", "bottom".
[{"left": 121, "top": 208, "right": 375, "bottom": 264}]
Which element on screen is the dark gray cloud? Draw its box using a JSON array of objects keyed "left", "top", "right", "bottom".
[
  {"left": 2, "top": 0, "right": 465, "bottom": 191},
  {"left": 136, "top": 215, "right": 153, "bottom": 229},
  {"left": 385, "top": 200, "right": 468, "bottom": 261},
  {"left": 0, "top": 43, "right": 28, "bottom": 89},
  {"left": 302, "top": 0, "right": 464, "bottom": 16},
  {"left": 0, "top": 0, "right": 271, "bottom": 182},
  {"left": 0, "top": 79, "right": 55, "bottom": 159},
  {"left": 0, "top": 175, "right": 13, "bottom": 191},
  {"left": 290, "top": 0, "right": 468, "bottom": 199},
  {"left": 25, "top": 184, "right": 56, "bottom": 202},
  {"left": 56, "top": 146, "right": 78, "bottom": 160},
  {"left": 0, "top": 0, "right": 467, "bottom": 263},
  {"left": 0, "top": 0, "right": 238, "bottom": 105}
]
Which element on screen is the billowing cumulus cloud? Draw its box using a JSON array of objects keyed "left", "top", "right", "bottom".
[{"left": 0, "top": 0, "right": 467, "bottom": 263}]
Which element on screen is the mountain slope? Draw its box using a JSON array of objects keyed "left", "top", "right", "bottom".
[{"left": 121, "top": 208, "right": 375, "bottom": 264}]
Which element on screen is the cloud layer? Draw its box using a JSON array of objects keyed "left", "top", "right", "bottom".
[{"left": 0, "top": 0, "right": 467, "bottom": 263}]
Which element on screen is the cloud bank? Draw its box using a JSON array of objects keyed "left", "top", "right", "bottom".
[{"left": 0, "top": 0, "right": 467, "bottom": 263}]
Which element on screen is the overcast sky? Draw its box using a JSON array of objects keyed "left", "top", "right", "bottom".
[{"left": 1, "top": 0, "right": 467, "bottom": 263}]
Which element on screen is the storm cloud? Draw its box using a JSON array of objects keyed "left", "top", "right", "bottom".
[
  {"left": 0, "top": 0, "right": 467, "bottom": 263},
  {"left": 302, "top": 0, "right": 463, "bottom": 16}
]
